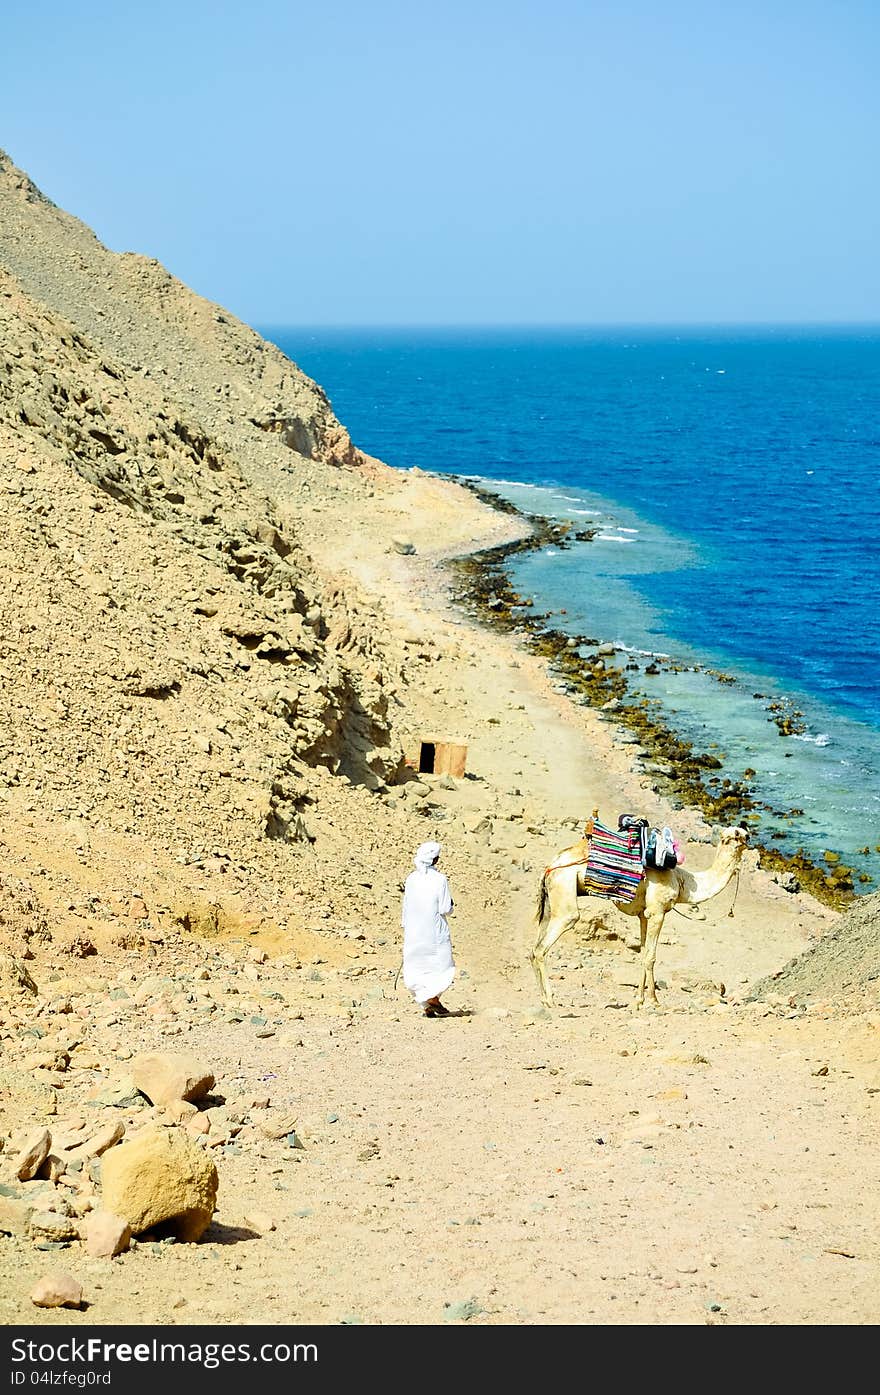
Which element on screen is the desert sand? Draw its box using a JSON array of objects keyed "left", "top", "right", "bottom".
[{"left": 0, "top": 149, "right": 878, "bottom": 1328}]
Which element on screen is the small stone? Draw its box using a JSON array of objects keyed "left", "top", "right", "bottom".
[
  {"left": 13, "top": 1128, "right": 52, "bottom": 1181},
  {"left": 0, "top": 1195, "right": 34, "bottom": 1236},
  {"left": 29, "top": 1212, "right": 80, "bottom": 1243},
  {"left": 83, "top": 1210, "right": 132, "bottom": 1258},
  {"left": 30, "top": 1272, "right": 83, "bottom": 1309},
  {"left": 244, "top": 1212, "right": 276, "bottom": 1233},
  {"left": 38, "top": 1155, "right": 68, "bottom": 1183},
  {"left": 259, "top": 1112, "right": 299, "bottom": 1141},
  {"left": 163, "top": 1099, "right": 198, "bottom": 1123},
  {"left": 131, "top": 1052, "right": 215, "bottom": 1106},
  {"left": 65, "top": 1119, "right": 125, "bottom": 1164},
  {"left": 443, "top": 1297, "right": 485, "bottom": 1322}
]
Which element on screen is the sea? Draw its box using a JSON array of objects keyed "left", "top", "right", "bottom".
[{"left": 262, "top": 326, "right": 880, "bottom": 891}]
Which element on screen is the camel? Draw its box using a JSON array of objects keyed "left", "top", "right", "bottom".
[{"left": 531, "top": 816, "right": 749, "bottom": 1008}]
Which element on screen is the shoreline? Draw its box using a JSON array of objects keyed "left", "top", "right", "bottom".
[{"left": 440, "top": 475, "right": 860, "bottom": 910}]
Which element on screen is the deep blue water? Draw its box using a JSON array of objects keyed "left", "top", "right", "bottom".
[{"left": 263, "top": 326, "right": 880, "bottom": 885}]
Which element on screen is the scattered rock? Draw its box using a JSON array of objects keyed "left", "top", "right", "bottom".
[
  {"left": 258, "top": 1112, "right": 299, "bottom": 1141},
  {"left": 12, "top": 1127, "right": 52, "bottom": 1181},
  {"left": 30, "top": 1272, "right": 83, "bottom": 1309},
  {"left": 244, "top": 1212, "right": 276, "bottom": 1233},
  {"left": 65, "top": 1120, "right": 125, "bottom": 1164},
  {"left": 0, "top": 1194, "right": 34, "bottom": 1236},
  {"left": 0, "top": 953, "right": 38, "bottom": 998},
  {"left": 83, "top": 1210, "right": 132, "bottom": 1258},
  {"left": 29, "top": 1211, "right": 80, "bottom": 1243},
  {"left": 132, "top": 1052, "right": 215, "bottom": 1107},
  {"left": 443, "top": 1296, "right": 485, "bottom": 1322}
]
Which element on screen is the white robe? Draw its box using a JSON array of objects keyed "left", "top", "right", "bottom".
[{"left": 401, "top": 865, "right": 455, "bottom": 1003}]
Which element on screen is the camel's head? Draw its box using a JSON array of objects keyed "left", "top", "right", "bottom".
[{"left": 717, "top": 824, "right": 749, "bottom": 857}]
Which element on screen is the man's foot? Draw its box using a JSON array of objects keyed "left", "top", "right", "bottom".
[{"left": 432, "top": 1001, "right": 451, "bottom": 1016}]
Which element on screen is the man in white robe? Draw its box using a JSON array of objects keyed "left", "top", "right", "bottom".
[{"left": 401, "top": 840, "right": 455, "bottom": 1017}]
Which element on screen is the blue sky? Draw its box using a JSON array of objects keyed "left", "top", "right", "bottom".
[{"left": 3, "top": 0, "right": 879, "bottom": 325}]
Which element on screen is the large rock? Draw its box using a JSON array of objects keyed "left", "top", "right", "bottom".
[
  {"left": 132, "top": 1053, "right": 215, "bottom": 1107},
  {"left": 100, "top": 1128, "right": 218, "bottom": 1242}
]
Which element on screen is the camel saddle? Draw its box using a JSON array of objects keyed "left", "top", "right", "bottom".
[{"left": 579, "top": 817, "right": 644, "bottom": 903}]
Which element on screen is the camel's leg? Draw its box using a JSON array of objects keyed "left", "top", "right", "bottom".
[
  {"left": 530, "top": 873, "right": 580, "bottom": 1008},
  {"left": 636, "top": 909, "right": 665, "bottom": 1007}
]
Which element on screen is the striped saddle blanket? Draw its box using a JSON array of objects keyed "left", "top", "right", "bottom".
[{"left": 581, "top": 820, "right": 644, "bottom": 903}]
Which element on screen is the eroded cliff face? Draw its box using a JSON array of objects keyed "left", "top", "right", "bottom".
[
  {"left": 0, "top": 151, "right": 364, "bottom": 473},
  {"left": 0, "top": 150, "right": 406, "bottom": 874}
]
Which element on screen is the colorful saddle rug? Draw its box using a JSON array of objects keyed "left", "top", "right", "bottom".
[{"left": 580, "top": 820, "right": 645, "bottom": 903}]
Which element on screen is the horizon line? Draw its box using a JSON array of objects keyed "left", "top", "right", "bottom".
[{"left": 254, "top": 319, "right": 880, "bottom": 332}]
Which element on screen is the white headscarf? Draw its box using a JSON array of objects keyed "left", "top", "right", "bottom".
[{"left": 413, "top": 840, "right": 441, "bottom": 872}]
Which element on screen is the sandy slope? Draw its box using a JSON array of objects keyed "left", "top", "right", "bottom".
[{"left": 2, "top": 489, "right": 878, "bottom": 1328}]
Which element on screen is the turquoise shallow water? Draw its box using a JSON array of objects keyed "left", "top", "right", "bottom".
[
  {"left": 263, "top": 326, "right": 880, "bottom": 888},
  {"left": 477, "top": 476, "right": 880, "bottom": 887}
]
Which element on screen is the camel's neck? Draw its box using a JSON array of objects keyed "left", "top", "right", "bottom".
[{"left": 678, "top": 849, "right": 741, "bottom": 905}]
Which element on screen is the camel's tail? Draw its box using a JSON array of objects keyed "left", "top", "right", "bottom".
[{"left": 535, "top": 871, "right": 549, "bottom": 925}]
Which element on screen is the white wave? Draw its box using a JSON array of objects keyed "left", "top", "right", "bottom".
[
  {"left": 543, "top": 549, "right": 559, "bottom": 557},
  {"left": 596, "top": 533, "right": 637, "bottom": 543},
  {"left": 617, "top": 644, "right": 671, "bottom": 660},
  {"left": 792, "top": 732, "right": 832, "bottom": 747},
  {"left": 471, "top": 476, "right": 537, "bottom": 490},
  {"left": 619, "top": 527, "right": 639, "bottom": 534}
]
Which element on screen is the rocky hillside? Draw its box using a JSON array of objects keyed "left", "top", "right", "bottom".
[
  {"left": 749, "top": 890, "right": 880, "bottom": 1009},
  {"left": 0, "top": 147, "right": 511, "bottom": 957}
]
